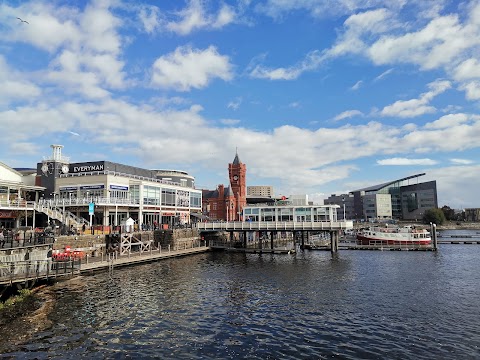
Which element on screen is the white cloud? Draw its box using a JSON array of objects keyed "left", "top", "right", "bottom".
[
  {"left": 333, "top": 110, "right": 364, "bottom": 121},
  {"left": 373, "top": 68, "right": 394, "bottom": 82},
  {"left": 220, "top": 118, "right": 241, "bottom": 125},
  {"left": 2, "top": 96, "right": 480, "bottom": 199},
  {"left": 0, "top": 56, "right": 41, "bottom": 104},
  {"left": 350, "top": 80, "right": 363, "bottom": 90},
  {"left": 249, "top": 8, "right": 396, "bottom": 81},
  {"left": 288, "top": 101, "right": 301, "bottom": 108},
  {"left": 166, "top": 0, "right": 235, "bottom": 35},
  {"left": 377, "top": 158, "right": 438, "bottom": 165},
  {"left": 453, "top": 58, "right": 480, "bottom": 81},
  {"left": 424, "top": 113, "right": 470, "bottom": 129},
  {"left": 0, "top": 1, "right": 127, "bottom": 98},
  {"left": 326, "top": 8, "right": 395, "bottom": 58},
  {"left": 380, "top": 79, "right": 451, "bottom": 118},
  {"left": 314, "top": 1, "right": 480, "bottom": 103},
  {"left": 460, "top": 81, "right": 480, "bottom": 100},
  {"left": 138, "top": 5, "right": 162, "bottom": 34},
  {"left": 423, "top": 165, "right": 480, "bottom": 208},
  {"left": 227, "top": 97, "right": 242, "bottom": 110},
  {"left": 0, "top": 2, "right": 82, "bottom": 53},
  {"left": 450, "top": 158, "right": 474, "bottom": 165},
  {"left": 151, "top": 45, "right": 233, "bottom": 91},
  {"left": 248, "top": 50, "right": 323, "bottom": 80},
  {"left": 255, "top": 0, "right": 408, "bottom": 20},
  {"left": 213, "top": 4, "right": 236, "bottom": 28}
]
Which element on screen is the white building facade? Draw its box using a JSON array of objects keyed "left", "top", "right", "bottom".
[
  {"left": 36, "top": 145, "right": 202, "bottom": 230},
  {"left": 243, "top": 204, "right": 339, "bottom": 222}
]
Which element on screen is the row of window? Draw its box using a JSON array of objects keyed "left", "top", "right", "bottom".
[{"left": 56, "top": 183, "right": 201, "bottom": 208}]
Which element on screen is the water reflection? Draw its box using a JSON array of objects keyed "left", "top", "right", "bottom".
[{"left": 3, "top": 245, "right": 480, "bottom": 359}]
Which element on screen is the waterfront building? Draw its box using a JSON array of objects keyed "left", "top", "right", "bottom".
[
  {"left": 247, "top": 185, "right": 273, "bottom": 198},
  {"left": 242, "top": 203, "right": 339, "bottom": 222},
  {"left": 465, "top": 208, "right": 480, "bottom": 222},
  {"left": 202, "top": 152, "right": 247, "bottom": 221},
  {"left": 363, "top": 193, "right": 392, "bottom": 220},
  {"left": 324, "top": 194, "right": 355, "bottom": 220},
  {"left": 0, "top": 163, "right": 45, "bottom": 229},
  {"left": 350, "top": 173, "right": 438, "bottom": 221},
  {"left": 400, "top": 181, "right": 438, "bottom": 220},
  {"left": 35, "top": 145, "right": 202, "bottom": 229},
  {"left": 286, "top": 194, "right": 310, "bottom": 206}
]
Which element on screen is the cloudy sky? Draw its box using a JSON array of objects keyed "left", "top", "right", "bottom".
[{"left": 1, "top": 0, "right": 480, "bottom": 208}]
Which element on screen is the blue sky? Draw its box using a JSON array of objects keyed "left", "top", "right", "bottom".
[{"left": 1, "top": 0, "right": 480, "bottom": 209}]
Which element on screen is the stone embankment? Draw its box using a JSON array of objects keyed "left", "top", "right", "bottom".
[{"left": 53, "top": 228, "right": 201, "bottom": 255}]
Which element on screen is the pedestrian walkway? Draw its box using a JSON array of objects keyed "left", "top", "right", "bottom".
[{"left": 79, "top": 246, "right": 210, "bottom": 274}]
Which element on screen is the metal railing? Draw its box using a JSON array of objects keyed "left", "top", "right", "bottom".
[
  {"left": 0, "top": 231, "right": 55, "bottom": 249},
  {"left": 34, "top": 202, "right": 89, "bottom": 228},
  {"left": 0, "top": 259, "right": 80, "bottom": 285},
  {"left": 0, "top": 200, "right": 36, "bottom": 209},
  {"left": 196, "top": 220, "right": 354, "bottom": 231},
  {"left": 58, "top": 170, "right": 185, "bottom": 187}
]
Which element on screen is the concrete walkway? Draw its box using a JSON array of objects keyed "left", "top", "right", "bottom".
[{"left": 79, "top": 246, "right": 210, "bottom": 274}]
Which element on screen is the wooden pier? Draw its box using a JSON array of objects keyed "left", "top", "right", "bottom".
[
  {"left": 0, "top": 246, "right": 210, "bottom": 287},
  {"left": 80, "top": 246, "right": 210, "bottom": 274}
]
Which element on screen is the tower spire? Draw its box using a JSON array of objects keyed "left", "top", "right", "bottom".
[{"left": 233, "top": 148, "right": 241, "bottom": 165}]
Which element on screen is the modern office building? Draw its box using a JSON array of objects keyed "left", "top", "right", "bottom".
[
  {"left": 324, "top": 194, "right": 355, "bottom": 220},
  {"left": 465, "top": 208, "right": 480, "bottom": 222},
  {"left": 349, "top": 173, "right": 438, "bottom": 221},
  {"left": 363, "top": 194, "right": 392, "bottom": 220},
  {"left": 35, "top": 145, "right": 202, "bottom": 229},
  {"left": 247, "top": 185, "right": 273, "bottom": 198}
]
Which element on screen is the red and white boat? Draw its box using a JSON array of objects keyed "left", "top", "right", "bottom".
[{"left": 356, "top": 225, "right": 431, "bottom": 246}]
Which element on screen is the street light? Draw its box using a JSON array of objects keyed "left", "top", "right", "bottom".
[
  {"left": 342, "top": 197, "right": 346, "bottom": 220},
  {"left": 50, "top": 192, "right": 57, "bottom": 204}
]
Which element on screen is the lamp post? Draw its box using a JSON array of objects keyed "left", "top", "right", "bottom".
[
  {"left": 226, "top": 201, "right": 230, "bottom": 222},
  {"left": 51, "top": 192, "right": 57, "bottom": 205},
  {"left": 342, "top": 197, "right": 346, "bottom": 220}
]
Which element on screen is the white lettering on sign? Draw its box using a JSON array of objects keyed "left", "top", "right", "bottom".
[{"left": 73, "top": 164, "right": 104, "bottom": 173}]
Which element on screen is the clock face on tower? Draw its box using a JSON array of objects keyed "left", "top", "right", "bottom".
[
  {"left": 41, "top": 162, "right": 54, "bottom": 175},
  {"left": 233, "top": 175, "right": 238, "bottom": 181}
]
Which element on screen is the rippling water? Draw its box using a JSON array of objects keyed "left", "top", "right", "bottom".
[{"left": 3, "top": 237, "right": 480, "bottom": 359}]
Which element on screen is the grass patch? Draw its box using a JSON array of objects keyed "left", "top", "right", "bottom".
[{"left": 0, "top": 289, "right": 38, "bottom": 326}]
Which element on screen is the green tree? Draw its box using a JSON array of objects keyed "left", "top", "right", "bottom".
[
  {"left": 423, "top": 208, "right": 446, "bottom": 225},
  {"left": 441, "top": 205, "right": 455, "bottom": 221}
]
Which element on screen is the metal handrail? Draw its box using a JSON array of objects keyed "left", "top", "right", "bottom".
[
  {"left": 0, "top": 259, "right": 80, "bottom": 285},
  {"left": 0, "top": 200, "right": 36, "bottom": 208},
  {"left": 196, "top": 220, "right": 354, "bottom": 231},
  {"left": 58, "top": 170, "right": 185, "bottom": 187}
]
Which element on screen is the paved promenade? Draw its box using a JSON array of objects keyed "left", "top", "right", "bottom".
[{"left": 79, "top": 246, "right": 210, "bottom": 274}]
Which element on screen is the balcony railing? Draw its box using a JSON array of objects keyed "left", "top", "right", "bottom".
[
  {"left": 196, "top": 220, "right": 354, "bottom": 231},
  {"left": 58, "top": 170, "right": 189, "bottom": 188}
]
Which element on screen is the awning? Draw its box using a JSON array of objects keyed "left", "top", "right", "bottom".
[{"left": 190, "top": 213, "right": 209, "bottom": 220}]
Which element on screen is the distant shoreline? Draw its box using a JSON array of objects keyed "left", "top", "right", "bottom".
[{"left": 435, "top": 222, "right": 480, "bottom": 230}]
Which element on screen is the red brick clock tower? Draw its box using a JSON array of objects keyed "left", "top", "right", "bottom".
[{"left": 228, "top": 151, "right": 247, "bottom": 220}]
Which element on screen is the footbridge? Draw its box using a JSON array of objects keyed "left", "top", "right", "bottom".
[{"left": 196, "top": 220, "right": 353, "bottom": 252}]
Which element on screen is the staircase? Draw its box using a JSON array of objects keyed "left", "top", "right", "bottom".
[{"left": 34, "top": 202, "right": 89, "bottom": 229}]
